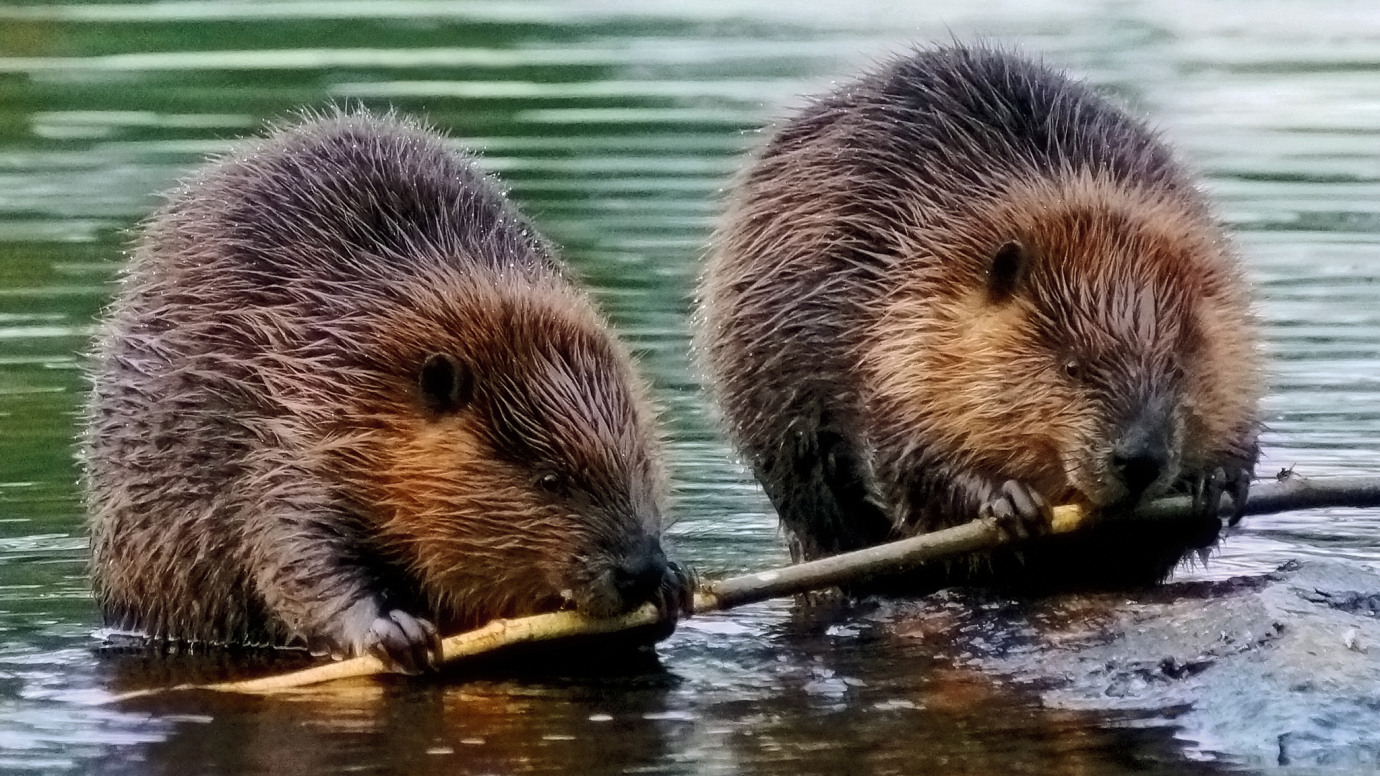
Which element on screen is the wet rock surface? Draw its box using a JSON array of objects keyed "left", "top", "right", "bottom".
[{"left": 874, "top": 560, "right": 1380, "bottom": 769}]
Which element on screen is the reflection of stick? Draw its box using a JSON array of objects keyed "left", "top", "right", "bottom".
[{"left": 105, "top": 475, "right": 1380, "bottom": 699}]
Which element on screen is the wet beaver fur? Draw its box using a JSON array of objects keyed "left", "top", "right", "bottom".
[
  {"left": 699, "top": 45, "right": 1263, "bottom": 590},
  {"left": 84, "top": 110, "right": 685, "bottom": 671}
]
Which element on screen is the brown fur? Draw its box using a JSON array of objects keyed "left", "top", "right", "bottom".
[
  {"left": 698, "top": 45, "right": 1263, "bottom": 589},
  {"left": 84, "top": 110, "right": 677, "bottom": 663}
]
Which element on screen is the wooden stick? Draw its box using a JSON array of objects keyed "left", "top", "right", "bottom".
[
  {"left": 695, "top": 503, "right": 1085, "bottom": 612},
  {"left": 106, "top": 606, "right": 670, "bottom": 701},
  {"left": 140, "top": 503, "right": 1080, "bottom": 698},
  {"left": 103, "top": 474, "right": 1380, "bottom": 700}
]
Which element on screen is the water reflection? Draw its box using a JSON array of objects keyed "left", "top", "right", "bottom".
[
  {"left": 94, "top": 646, "right": 682, "bottom": 775},
  {"left": 81, "top": 602, "right": 1240, "bottom": 776}
]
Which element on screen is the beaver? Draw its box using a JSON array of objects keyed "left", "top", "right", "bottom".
[
  {"left": 698, "top": 45, "right": 1263, "bottom": 590},
  {"left": 83, "top": 110, "right": 685, "bottom": 672}
]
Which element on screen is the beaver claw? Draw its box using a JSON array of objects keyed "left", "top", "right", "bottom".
[
  {"left": 368, "top": 609, "right": 442, "bottom": 674},
  {"left": 1188, "top": 466, "right": 1252, "bottom": 528},
  {"left": 1227, "top": 467, "right": 1252, "bottom": 526},
  {"left": 331, "top": 598, "right": 442, "bottom": 674},
  {"left": 658, "top": 561, "right": 698, "bottom": 618},
  {"left": 979, "top": 480, "right": 1053, "bottom": 541},
  {"left": 1190, "top": 466, "right": 1224, "bottom": 525},
  {"left": 633, "top": 562, "right": 696, "bottom": 643}
]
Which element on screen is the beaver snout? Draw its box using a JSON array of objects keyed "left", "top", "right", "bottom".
[
  {"left": 610, "top": 534, "right": 670, "bottom": 607},
  {"left": 1111, "top": 436, "right": 1168, "bottom": 499},
  {"left": 1110, "top": 400, "right": 1176, "bottom": 502},
  {"left": 567, "top": 533, "right": 671, "bottom": 618}
]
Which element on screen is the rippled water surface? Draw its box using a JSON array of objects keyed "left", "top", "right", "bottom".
[{"left": 1, "top": 1, "right": 1378, "bottom": 774}]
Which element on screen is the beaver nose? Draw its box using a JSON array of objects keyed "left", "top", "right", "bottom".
[
  {"left": 611, "top": 534, "right": 669, "bottom": 607},
  {"left": 1112, "top": 447, "right": 1167, "bottom": 498},
  {"left": 1111, "top": 424, "right": 1171, "bottom": 500}
]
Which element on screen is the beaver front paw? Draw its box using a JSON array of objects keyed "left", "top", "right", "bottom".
[
  {"left": 658, "top": 561, "right": 697, "bottom": 618},
  {"left": 978, "top": 480, "right": 1053, "bottom": 541},
  {"left": 632, "top": 561, "right": 696, "bottom": 643},
  {"left": 331, "top": 598, "right": 442, "bottom": 674},
  {"left": 1189, "top": 466, "right": 1225, "bottom": 526},
  {"left": 1225, "top": 466, "right": 1252, "bottom": 526},
  {"left": 1187, "top": 464, "right": 1252, "bottom": 533}
]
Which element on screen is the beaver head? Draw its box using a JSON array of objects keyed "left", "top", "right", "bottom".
[
  {"left": 324, "top": 272, "right": 670, "bottom": 629},
  {"left": 868, "top": 172, "right": 1262, "bottom": 512}
]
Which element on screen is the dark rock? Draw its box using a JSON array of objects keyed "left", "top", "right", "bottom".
[{"left": 974, "top": 560, "right": 1380, "bottom": 768}]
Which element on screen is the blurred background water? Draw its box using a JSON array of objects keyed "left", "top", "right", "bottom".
[{"left": 0, "top": 1, "right": 1377, "bottom": 774}]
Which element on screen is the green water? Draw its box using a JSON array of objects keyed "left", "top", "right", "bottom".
[{"left": 1, "top": 2, "right": 1378, "bottom": 773}]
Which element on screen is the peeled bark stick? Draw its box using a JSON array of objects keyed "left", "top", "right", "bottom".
[
  {"left": 102, "top": 474, "right": 1380, "bottom": 699},
  {"left": 105, "top": 606, "right": 669, "bottom": 701},
  {"left": 696, "top": 506, "right": 1078, "bottom": 611},
  {"left": 112, "top": 510, "right": 1057, "bottom": 699},
  {"left": 217, "top": 607, "right": 668, "bottom": 692}
]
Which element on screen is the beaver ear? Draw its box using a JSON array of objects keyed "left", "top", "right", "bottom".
[
  {"left": 987, "top": 239, "right": 1029, "bottom": 303},
  {"left": 418, "top": 352, "right": 473, "bottom": 415}
]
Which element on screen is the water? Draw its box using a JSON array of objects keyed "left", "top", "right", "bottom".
[{"left": 0, "top": 1, "right": 1377, "bottom": 773}]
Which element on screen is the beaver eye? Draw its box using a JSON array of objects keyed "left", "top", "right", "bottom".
[
  {"left": 535, "top": 472, "right": 566, "bottom": 495},
  {"left": 1062, "top": 358, "right": 1083, "bottom": 382}
]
